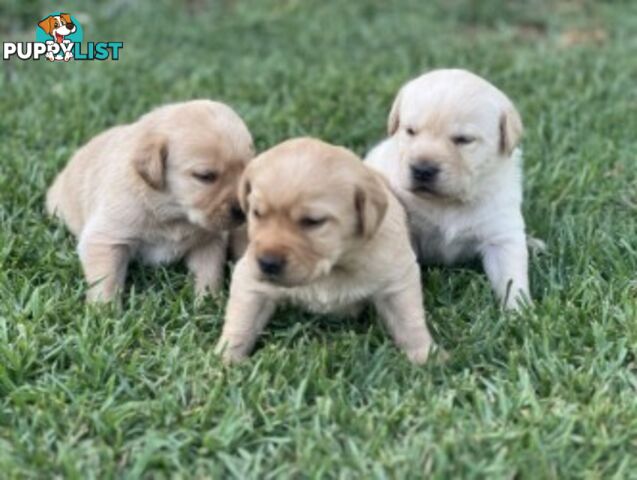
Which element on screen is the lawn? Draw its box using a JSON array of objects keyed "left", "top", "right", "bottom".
[{"left": 1, "top": 0, "right": 636, "bottom": 477}]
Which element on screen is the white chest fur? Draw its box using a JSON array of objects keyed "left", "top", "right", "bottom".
[
  {"left": 404, "top": 190, "right": 525, "bottom": 266},
  {"left": 276, "top": 267, "right": 387, "bottom": 315},
  {"left": 136, "top": 222, "right": 207, "bottom": 265},
  {"left": 409, "top": 210, "right": 479, "bottom": 265},
  {"left": 365, "top": 140, "right": 525, "bottom": 266}
]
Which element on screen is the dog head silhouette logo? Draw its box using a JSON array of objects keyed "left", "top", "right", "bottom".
[{"left": 36, "top": 12, "right": 83, "bottom": 61}]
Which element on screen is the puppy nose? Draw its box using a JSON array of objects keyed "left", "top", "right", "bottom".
[
  {"left": 230, "top": 203, "right": 245, "bottom": 222},
  {"left": 67, "top": 22, "right": 75, "bottom": 29},
  {"left": 411, "top": 161, "right": 440, "bottom": 183},
  {"left": 257, "top": 253, "right": 286, "bottom": 276}
]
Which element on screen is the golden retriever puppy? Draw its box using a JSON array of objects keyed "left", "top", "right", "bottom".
[
  {"left": 365, "top": 69, "right": 530, "bottom": 310},
  {"left": 46, "top": 100, "right": 254, "bottom": 302},
  {"left": 215, "top": 138, "right": 434, "bottom": 364}
]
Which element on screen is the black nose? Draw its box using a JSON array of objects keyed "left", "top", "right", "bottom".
[
  {"left": 67, "top": 22, "right": 75, "bottom": 30},
  {"left": 410, "top": 161, "right": 440, "bottom": 184},
  {"left": 258, "top": 253, "right": 286, "bottom": 276},
  {"left": 230, "top": 203, "right": 245, "bottom": 222}
]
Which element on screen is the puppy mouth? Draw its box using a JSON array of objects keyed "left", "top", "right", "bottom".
[
  {"left": 254, "top": 252, "right": 330, "bottom": 288},
  {"left": 258, "top": 268, "right": 317, "bottom": 288},
  {"left": 409, "top": 183, "right": 466, "bottom": 204},
  {"left": 410, "top": 182, "right": 441, "bottom": 197},
  {"left": 229, "top": 214, "right": 246, "bottom": 228},
  {"left": 197, "top": 205, "right": 245, "bottom": 230},
  {"left": 189, "top": 212, "right": 237, "bottom": 232},
  {"left": 259, "top": 274, "right": 287, "bottom": 285}
]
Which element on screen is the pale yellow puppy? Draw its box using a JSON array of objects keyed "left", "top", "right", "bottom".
[
  {"left": 215, "top": 137, "right": 434, "bottom": 364},
  {"left": 46, "top": 100, "right": 254, "bottom": 302},
  {"left": 366, "top": 69, "right": 531, "bottom": 310}
]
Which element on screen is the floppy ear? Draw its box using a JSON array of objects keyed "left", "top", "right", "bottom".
[
  {"left": 499, "top": 105, "right": 523, "bottom": 157},
  {"left": 38, "top": 16, "right": 55, "bottom": 35},
  {"left": 387, "top": 87, "right": 404, "bottom": 136},
  {"left": 133, "top": 134, "right": 168, "bottom": 190},
  {"left": 237, "top": 172, "right": 251, "bottom": 213},
  {"left": 354, "top": 172, "right": 389, "bottom": 239},
  {"left": 60, "top": 13, "right": 73, "bottom": 24}
]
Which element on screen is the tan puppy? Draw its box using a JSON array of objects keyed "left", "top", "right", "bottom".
[
  {"left": 215, "top": 138, "right": 434, "bottom": 364},
  {"left": 46, "top": 100, "right": 254, "bottom": 302},
  {"left": 365, "top": 69, "right": 530, "bottom": 310}
]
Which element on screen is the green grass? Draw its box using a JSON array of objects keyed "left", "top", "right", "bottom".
[{"left": 1, "top": 0, "right": 636, "bottom": 477}]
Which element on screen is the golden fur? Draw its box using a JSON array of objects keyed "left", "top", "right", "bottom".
[
  {"left": 46, "top": 100, "right": 254, "bottom": 302},
  {"left": 215, "top": 138, "right": 434, "bottom": 364}
]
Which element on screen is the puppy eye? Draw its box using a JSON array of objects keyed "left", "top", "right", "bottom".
[
  {"left": 298, "top": 217, "right": 327, "bottom": 229},
  {"left": 406, "top": 127, "right": 416, "bottom": 136},
  {"left": 192, "top": 171, "right": 218, "bottom": 183},
  {"left": 451, "top": 135, "right": 475, "bottom": 146}
]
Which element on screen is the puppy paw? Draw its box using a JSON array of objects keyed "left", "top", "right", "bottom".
[
  {"left": 526, "top": 235, "right": 547, "bottom": 254},
  {"left": 86, "top": 289, "right": 109, "bottom": 303},
  {"left": 405, "top": 343, "right": 449, "bottom": 365},
  {"left": 503, "top": 292, "right": 533, "bottom": 312},
  {"left": 85, "top": 283, "right": 121, "bottom": 304},
  {"left": 214, "top": 339, "right": 248, "bottom": 365},
  {"left": 194, "top": 279, "right": 221, "bottom": 299},
  {"left": 194, "top": 287, "right": 224, "bottom": 311},
  {"left": 405, "top": 344, "right": 432, "bottom": 365},
  {"left": 430, "top": 344, "right": 450, "bottom": 363}
]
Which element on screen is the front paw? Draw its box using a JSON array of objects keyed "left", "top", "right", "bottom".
[
  {"left": 194, "top": 276, "right": 222, "bottom": 300},
  {"left": 505, "top": 299, "right": 532, "bottom": 312},
  {"left": 86, "top": 286, "right": 117, "bottom": 304},
  {"left": 405, "top": 344, "right": 432, "bottom": 365},
  {"left": 214, "top": 338, "right": 249, "bottom": 365},
  {"left": 405, "top": 343, "right": 448, "bottom": 365},
  {"left": 503, "top": 290, "right": 532, "bottom": 311},
  {"left": 526, "top": 235, "right": 547, "bottom": 254}
]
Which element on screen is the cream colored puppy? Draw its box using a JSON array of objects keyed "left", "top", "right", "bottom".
[
  {"left": 46, "top": 100, "right": 254, "bottom": 302},
  {"left": 365, "top": 69, "right": 530, "bottom": 310},
  {"left": 215, "top": 138, "right": 434, "bottom": 364}
]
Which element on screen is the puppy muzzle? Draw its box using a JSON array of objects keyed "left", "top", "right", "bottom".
[
  {"left": 257, "top": 252, "right": 286, "bottom": 277},
  {"left": 230, "top": 202, "right": 246, "bottom": 225},
  {"left": 410, "top": 160, "right": 441, "bottom": 195}
]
